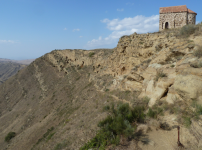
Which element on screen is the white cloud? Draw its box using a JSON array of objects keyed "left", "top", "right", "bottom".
[
  {"left": 79, "top": 36, "right": 83, "bottom": 38},
  {"left": 64, "top": 27, "right": 67, "bottom": 30},
  {"left": 86, "top": 15, "right": 159, "bottom": 48},
  {"left": 196, "top": 21, "right": 201, "bottom": 24},
  {"left": 101, "top": 15, "right": 159, "bottom": 31},
  {"left": 0, "top": 40, "right": 17, "bottom": 44},
  {"left": 86, "top": 29, "right": 137, "bottom": 48},
  {"left": 117, "top": 8, "right": 124, "bottom": 12},
  {"left": 73, "top": 28, "right": 80, "bottom": 32}
]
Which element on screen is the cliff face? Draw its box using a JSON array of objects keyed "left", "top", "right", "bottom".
[
  {"left": 46, "top": 31, "right": 202, "bottom": 107},
  {"left": 1, "top": 30, "right": 202, "bottom": 150}
]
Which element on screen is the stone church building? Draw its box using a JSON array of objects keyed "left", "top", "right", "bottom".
[{"left": 159, "top": 5, "right": 197, "bottom": 31}]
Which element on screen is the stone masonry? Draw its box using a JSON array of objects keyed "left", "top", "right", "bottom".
[{"left": 159, "top": 5, "right": 197, "bottom": 31}]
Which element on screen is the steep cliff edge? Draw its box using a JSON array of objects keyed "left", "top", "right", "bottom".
[{"left": 1, "top": 28, "right": 202, "bottom": 150}]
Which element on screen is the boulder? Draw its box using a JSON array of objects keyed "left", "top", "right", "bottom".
[
  {"left": 173, "top": 68, "right": 202, "bottom": 101},
  {"left": 148, "top": 78, "right": 174, "bottom": 107}
]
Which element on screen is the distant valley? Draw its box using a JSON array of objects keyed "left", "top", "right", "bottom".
[
  {"left": 0, "top": 58, "right": 35, "bottom": 65},
  {"left": 0, "top": 58, "right": 34, "bottom": 84}
]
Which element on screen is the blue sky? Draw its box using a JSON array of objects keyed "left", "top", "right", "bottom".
[{"left": 0, "top": 0, "right": 201, "bottom": 60}]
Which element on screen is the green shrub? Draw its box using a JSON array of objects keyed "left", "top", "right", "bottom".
[
  {"left": 105, "top": 89, "right": 109, "bottom": 92},
  {"left": 142, "top": 96, "right": 150, "bottom": 105},
  {"left": 47, "top": 132, "right": 55, "bottom": 141},
  {"left": 5, "top": 132, "right": 16, "bottom": 142},
  {"left": 157, "top": 107, "right": 164, "bottom": 116},
  {"left": 80, "top": 103, "right": 145, "bottom": 149},
  {"left": 193, "top": 46, "right": 202, "bottom": 58},
  {"left": 180, "top": 25, "right": 197, "bottom": 37},
  {"left": 43, "top": 127, "right": 54, "bottom": 138},
  {"left": 191, "top": 100, "right": 202, "bottom": 120},
  {"left": 36, "top": 127, "right": 54, "bottom": 145},
  {"left": 147, "top": 108, "right": 157, "bottom": 119},
  {"left": 183, "top": 116, "right": 191, "bottom": 128},
  {"left": 103, "top": 105, "right": 110, "bottom": 111},
  {"left": 89, "top": 52, "right": 95, "bottom": 57},
  {"left": 170, "top": 64, "right": 175, "bottom": 68}
]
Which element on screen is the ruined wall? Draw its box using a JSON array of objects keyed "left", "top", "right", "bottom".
[
  {"left": 159, "top": 12, "right": 187, "bottom": 31},
  {"left": 188, "top": 13, "right": 196, "bottom": 25}
]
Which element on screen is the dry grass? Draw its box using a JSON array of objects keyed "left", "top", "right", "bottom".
[
  {"left": 161, "top": 24, "right": 202, "bottom": 38},
  {"left": 193, "top": 46, "right": 202, "bottom": 58}
]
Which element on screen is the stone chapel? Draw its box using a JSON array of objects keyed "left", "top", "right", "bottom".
[{"left": 159, "top": 5, "right": 197, "bottom": 31}]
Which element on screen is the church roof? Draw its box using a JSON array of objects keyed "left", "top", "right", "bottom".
[
  {"left": 188, "top": 9, "right": 197, "bottom": 14},
  {"left": 160, "top": 5, "right": 197, "bottom": 14}
]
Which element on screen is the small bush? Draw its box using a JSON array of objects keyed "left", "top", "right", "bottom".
[
  {"left": 160, "top": 122, "right": 171, "bottom": 130},
  {"left": 193, "top": 46, "right": 202, "bottom": 58},
  {"left": 147, "top": 108, "right": 157, "bottom": 119},
  {"left": 5, "top": 132, "right": 16, "bottom": 142},
  {"left": 157, "top": 107, "right": 164, "bottom": 116},
  {"left": 180, "top": 25, "right": 197, "bottom": 37},
  {"left": 155, "top": 71, "right": 167, "bottom": 81},
  {"left": 191, "top": 100, "right": 202, "bottom": 120},
  {"left": 47, "top": 132, "right": 55, "bottom": 141},
  {"left": 183, "top": 116, "right": 191, "bottom": 128},
  {"left": 142, "top": 96, "right": 150, "bottom": 106},
  {"left": 170, "top": 64, "right": 175, "bottom": 68},
  {"left": 89, "top": 52, "right": 95, "bottom": 57},
  {"left": 36, "top": 127, "right": 55, "bottom": 145},
  {"left": 103, "top": 105, "right": 110, "bottom": 111},
  {"left": 105, "top": 89, "right": 109, "bottom": 92},
  {"left": 80, "top": 103, "right": 146, "bottom": 149}
]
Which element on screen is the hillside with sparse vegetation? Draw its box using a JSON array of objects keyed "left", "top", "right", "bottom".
[{"left": 1, "top": 24, "right": 202, "bottom": 150}]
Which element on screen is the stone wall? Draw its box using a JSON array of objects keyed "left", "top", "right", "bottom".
[
  {"left": 188, "top": 13, "right": 196, "bottom": 25},
  {"left": 159, "top": 12, "right": 187, "bottom": 31}
]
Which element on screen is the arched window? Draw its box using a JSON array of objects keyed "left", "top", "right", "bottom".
[{"left": 165, "top": 22, "right": 169, "bottom": 29}]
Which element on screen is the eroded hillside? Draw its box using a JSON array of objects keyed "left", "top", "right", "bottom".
[{"left": 1, "top": 27, "right": 202, "bottom": 150}]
